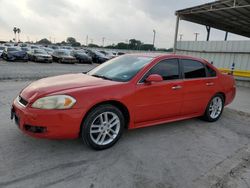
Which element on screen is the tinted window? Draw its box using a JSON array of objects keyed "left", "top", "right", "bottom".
[
  {"left": 88, "top": 55, "right": 153, "bottom": 82},
  {"left": 182, "top": 59, "right": 206, "bottom": 79},
  {"left": 143, "top": 59, "right": 180, "bottom": 81},
  {"left": 206, "top": 65, "right": 217, "bottom": 77},
  {"left": 34, "top": 49, "right": 47, "bottom": 54}
]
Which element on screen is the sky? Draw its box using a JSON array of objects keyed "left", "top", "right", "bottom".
[{"left": 0, "top": 0, "right": 249, "bottom": 48}]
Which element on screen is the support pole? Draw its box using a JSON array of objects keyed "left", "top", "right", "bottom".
[
  {"left": 224, "top": 32, "right": 228, "bottom": 41},
  {"left": 206, "top": 26, "right": 211, "bottom": 41},
  {"left": 173, "top": 15, "right": 180, "bottom": 53}
]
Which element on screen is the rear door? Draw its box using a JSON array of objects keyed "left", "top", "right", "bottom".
[
  {"left": 180, "top": 59, "right": 217, "bottom": 116},
  {"left": 133, "top": 58, "right": 184, "bottom": 124}
]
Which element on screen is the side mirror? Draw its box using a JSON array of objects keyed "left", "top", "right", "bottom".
[{"left": 145, "top": 74, "right": 163, "bottom": 84}]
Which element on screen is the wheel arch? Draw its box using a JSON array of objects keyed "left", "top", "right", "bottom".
[
  {"left": 216, "top": 92, "right": 226, "bottom": 102},
  {"left": 80, "top": 100, "right": 131, "bottom": 136}
]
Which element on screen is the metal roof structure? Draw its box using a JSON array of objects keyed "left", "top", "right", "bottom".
[{"left": 173, "top": 0, "right": 250, "bottom": 52}]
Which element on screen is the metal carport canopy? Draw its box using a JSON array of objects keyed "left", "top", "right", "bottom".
[
  {"left": 176, "top": 0, "right": 250, "bottom": 37},
  {"left": 173, "top": 0, "right": 250, "bottom": 51}
]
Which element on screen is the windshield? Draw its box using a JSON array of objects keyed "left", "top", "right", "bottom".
[
  {"left": 8, "top": 47, "right": 20, "bottom": 52},
  {"left": 94, "top": 51, "right": 106, "bottom": 58},
  {"left": 0, "top": 47, "right": 5, "bottom": 50},
  {"left": 88, "top": 55, "right": 153, "bottom": 82},
  {"left": 57, "top": 51, "right": 70, "bottom": 56},
  {"left": 45, "top": 48, "right": 53, "bottom": 52},
  {"left": 34, "top": 49, "right": 47, "bottom": 54}
]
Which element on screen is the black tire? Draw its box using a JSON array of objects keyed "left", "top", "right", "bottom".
[
  {"left": 81, "top": 104, "right": 125, "bottom": 150},
  {"left": 202, "top": 94, "right": 224, "bottom": 122}
]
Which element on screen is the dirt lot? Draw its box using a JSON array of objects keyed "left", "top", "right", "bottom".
[{"left": 0, "top": 60, "right": 250, "bottom": 188}]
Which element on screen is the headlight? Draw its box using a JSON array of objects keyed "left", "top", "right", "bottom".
[{"left": 31, "top": 95, "right": 76, "bottom": 109}]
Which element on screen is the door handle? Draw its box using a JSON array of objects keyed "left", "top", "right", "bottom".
[
  {"left": 172, "top": 85, "right": 182, "bottom": 90},
  {"left": 206, "top": 82, "right": 214, "bottom": 86}
]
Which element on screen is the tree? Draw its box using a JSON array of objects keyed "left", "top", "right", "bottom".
[
  {"left": 72, "top": 42, "right": 81, "bottom": 47},
  {"left": 140, "top": 44, "right": 155, "bottom": 51},
  {"left": 13, "top": 27, "right": 17, "bottom": 42},
  {"left": 88, "top": 43, "right": 99, "bottom": 48},
  {"left": 66, "top": 37, "right": 77, "bottom": 44},
  {"left": 61, "top": 41, "right": 67, "bottom": 45},
  {"left": 37, "top": 38, "right": 52, "bottom": 45},
  {"left": 116, "top": 42, "right": 129, "bottom": 49},
  {"left": 129, "top": 39, "right": 142, "bottom": 50},
  {"left": 17, "top": 28, "right": 21, "bottom": 42}
]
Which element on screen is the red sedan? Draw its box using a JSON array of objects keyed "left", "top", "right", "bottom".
[{"left": 11, "top": 54, "right": 236, "bottom": 150}]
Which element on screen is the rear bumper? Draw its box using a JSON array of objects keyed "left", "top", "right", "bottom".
[
  {"left": 61, "top": 59, "right": 77, "bottom": 63},
  {"left": 225, "top": 86, "right": 236, "bottom": 106},
  {"left": 11, "top": 99, "right": 85, "bottom": 139}
]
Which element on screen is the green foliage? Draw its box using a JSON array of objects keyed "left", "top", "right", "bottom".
[
  {"left": 66, "top": 37, "right": 77, "bottom": 44},
  {"left": 103, "top": 39, "right": 160, "bottom": 51},
  {"left": 37, "top": 38, "right": 51, "bottom": 45},
  {"left": 72, "top": 42, "right": 81, "bottom": 47},
  {"left": 140, "top": 44, "right": 155, "bottom": 51},
  {"left": 88, "top": 43, "right": 99, "bottom": 48}
]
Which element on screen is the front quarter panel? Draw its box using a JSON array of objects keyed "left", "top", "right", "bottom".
[{"left": 51, "top": 82, "right": 136, "bottom": 128}]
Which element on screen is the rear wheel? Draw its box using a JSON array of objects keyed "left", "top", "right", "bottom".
[
  {"left": 202, "top": 94, "right": 224, "bottom": 122},
  {"left": 81, "top": 104, "right": 125, "bottom": 150}
]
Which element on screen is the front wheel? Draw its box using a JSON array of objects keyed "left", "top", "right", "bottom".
[
  {"left": 81, "top": 104, "right": 125, "bottom": 150},
  {"left": 202, "top": 94, "right": 224, "bottom": 122}
]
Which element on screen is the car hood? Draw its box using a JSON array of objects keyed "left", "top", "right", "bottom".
[
  {"left": 35, "top": 54, "right": 51, "bottom": 58},
  {"left": 59, "top": 55, "right": 75, "bottom": 59},
  {"left": 9, "top": 51, "right": 26, "bottom": 56},
  {"left": 20, "top": 73, "right": 115, "bottom": 102}
]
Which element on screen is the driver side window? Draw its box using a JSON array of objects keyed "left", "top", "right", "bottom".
[{"left": 141, "top": 59, "right": 180, "bottom": 82}]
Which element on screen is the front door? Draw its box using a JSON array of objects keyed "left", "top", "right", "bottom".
[{"left": 133, "top": 59, "right": 183, "bottom": 125}]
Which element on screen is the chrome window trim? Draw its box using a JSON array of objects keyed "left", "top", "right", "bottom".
[{"left": 137, "top": 58, "right": 181, "bottom": 85}]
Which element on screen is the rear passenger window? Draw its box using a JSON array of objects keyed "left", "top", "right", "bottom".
[
  {"left": 206, "top": 65, "right": 217, "bottom": 77},
  {"left": 181, "top": 59, "right": 206, "bottom": 79},
  {"left": 143, "top": 59, "right": 180, "bottom": 81}
]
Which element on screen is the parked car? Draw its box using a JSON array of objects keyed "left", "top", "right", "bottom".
[
  {"left": 61, "top": 46, "right": 74, "bottom": 51},
  {"left": 2, "top": 47, "right": 28, "bottom": 61},
  {"left": 50, "top": 45, "right": 59, "bottom": 50},
  {"left": 85, "top": 49, "right": 109, "bottom": 64},
  {"left": 71, "top": 50, "right": 92, "bottom": 64},
  {"left": 28, "top": 49, "right": 52, "bottom": 63},
  {"left": 0, "top": 46, "right": 5, "bottom": 57},
  {"left": 113, "top": 52, "right": 126, "bottom": 56},
  {"left": 30, "top": 45, "right": 40, "bottom": 49},
  {"left": 42, "top": 47, "right": 54, "bottom": 55},
  {"left": 11, "top": 54, "right": 236, "bottom": 150},
  {"left": 19, "top": 43, "right": 28, "bottom": 47},
  {"left": 52, "top": 49, "right": 77, "bottom": 64},
  {"left": 3, "top": 43, "right": 13, "bottom": 47},
  {"left": 99, "top": 50, "right": 116, "bottom": 59},
  {"left": 21, "top": 47, "right": 31, "bottom": 53}
]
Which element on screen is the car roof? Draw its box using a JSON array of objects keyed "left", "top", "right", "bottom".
[{"left": 128, "top": 53, "right": 208, "bottom": 63}]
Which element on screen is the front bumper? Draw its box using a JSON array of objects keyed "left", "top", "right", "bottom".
[
  {"left": 61, "top": 59, "right": 77, "bottom": 63},
  {"left": 9, "top": 55, "right": 28, "bottom": 61},
  {"left": 36, "top": 57, "right": 52, "bottom": 63},
  {"left": 11, "top": 99, "right": 85, "bottom": 139}
]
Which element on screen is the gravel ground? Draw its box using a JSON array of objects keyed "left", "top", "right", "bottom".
[{"left": 0, "top": 60, "right": 250, "bottom": 188}]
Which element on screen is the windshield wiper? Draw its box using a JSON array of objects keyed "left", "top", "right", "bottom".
[{"left": 91, "top": 74, "right": 114, "bottom": 81}]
